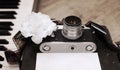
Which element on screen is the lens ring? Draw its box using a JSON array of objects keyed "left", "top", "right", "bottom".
[
  {"left": 63, "top": 16, "right": 81, "bottom": 26},
  {"left": 62, "top": 16, "right": 83, "bottom": 40}
]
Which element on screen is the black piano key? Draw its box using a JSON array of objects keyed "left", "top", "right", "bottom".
[
  {"left": 0, "top": 0, "right": 20, "bottom": 1},
  {"left": 0, "top": 11, "right": 17, "bottom": 15},
  {"left": 0, "top": 15, "right": 16, "bottom": 19},
  {"left": 0, "top": 2, "right": 19, "bottom": 5},
  {"left": 0, "top": 39, "right": 9, "bottom": 44},
  {"left": 0, "top": 56, "right": 4, "bottom": 61},
  {"left": 0, "top": 30, "right": 11, "bottom": 36},
  {"left": 0, "top": 64, "right": 2, "bottom": 68},
  {"left": 0, "top": 0, "right": 20, "bottom": 2},
  {"left": 0, "top": 22, "right": 14, "bottom": 26},
  {"left": 0, "top": 5, "right": 18, "bottom": 9},
  {"left": 0, "top": 26, "right": 13, "bottom": 30},
  {"left": 0, "top": 46, "right": 7, "bottom": 51}
]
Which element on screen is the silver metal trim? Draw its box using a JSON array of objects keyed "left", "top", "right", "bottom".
[
  {"left": 57, "top": 25, "right": 90, "bottom": 29},
  {"left": 40, "top": 42, "right": 97, "bottom": 53}
]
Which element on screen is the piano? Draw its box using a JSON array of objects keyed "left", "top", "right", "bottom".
[{"left": 0, "top": 0, "right": 37, "bottom": 70}]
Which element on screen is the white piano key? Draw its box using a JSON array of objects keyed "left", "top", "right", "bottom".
[
  {"left": 4, "top": 44, "right": 17, "bottom": 51},
  {"left": 1, "top": 66, "right": 19, "bottom": 70}
]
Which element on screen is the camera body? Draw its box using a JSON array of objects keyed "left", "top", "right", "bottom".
[
  {"left": 39, "top": 26, "right": 97, "bottom": 53},
  {"left": 12, "top": 16, "right": 97, "bottom": 53},
  {"left": 39, "top": 15, "right": 97, "bottom": 53}
]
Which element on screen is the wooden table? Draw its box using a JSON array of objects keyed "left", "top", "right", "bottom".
[{"left": 38, "top": 0, "right": 120, "bottom": 42}]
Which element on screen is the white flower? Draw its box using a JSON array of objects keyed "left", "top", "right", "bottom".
[{"left": 20, "top": 12, "right": 57, "bottom": 44}]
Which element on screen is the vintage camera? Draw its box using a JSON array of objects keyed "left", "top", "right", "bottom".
[
  {"left": 4, "top": 16, "right": 120, "bottom": 64},
  {"left": 39, "top": 16, "right": 97, "bottom": 53}
]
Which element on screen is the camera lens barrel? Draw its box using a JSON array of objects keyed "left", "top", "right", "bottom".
[{"left": 62, "top": 16, "right": 83, "bottom": 40}]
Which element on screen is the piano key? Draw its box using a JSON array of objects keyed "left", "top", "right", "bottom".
[
  {"left": 0, "top": 64, "right": 2, "bottom": 68},
  {"left": 0, "top": 15, "right": 16, "bottom": 19},
  {"left": 1, "top": 67, "right": 19, "bottom": 70},
  {"left": 0, "top": 30, "right": 11, "bottom": 36},
  {"left": 0, "top": 46, "right": 7, "bottom": 51},
  {"left": 3, "top": 44, "right": 17, "bottom": 51},
  {"left": 0, "top": 5, "right": 18, "bottom": 9},
  {"left": 0, "top": 56, "right": 4, "bottom": 61},
  {"left": 0, "top": 33, "right": 20, "bottom": 50},
  {"left": 0, "top": 11, "right": 17, "bottom": 15},
  {"left": 0, "top": 26, "right": 13, "bottom": 30},
  {"left": 0, "top": 22, "right": 14, "bottom": 26},
  {"left": 1, "top": 66, "right": 19, "bottom": 70},
  {"left": 0, "top": 2, "right": 19, "bottom": 5},
  {"left": 0, "top": 39, "right": 9, "bottom": 44},
  {"left": 1, "top": 0, "right": 20, "bottom": 2},
  {"left": 1, "top": 0, "right": 20, "bottom": 1}
]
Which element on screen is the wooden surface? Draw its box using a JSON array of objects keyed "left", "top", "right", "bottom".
[{"left": 38, "top": 0, "right": 120, "bottom": 42}]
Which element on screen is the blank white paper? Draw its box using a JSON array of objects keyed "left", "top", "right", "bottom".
[{"left": 36, "top": 53, "right": 101, "bottom": 70}]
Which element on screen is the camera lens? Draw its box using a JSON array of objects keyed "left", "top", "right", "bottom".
[{"left": 62, "top": 16, "right": 83, "bottom": 40}]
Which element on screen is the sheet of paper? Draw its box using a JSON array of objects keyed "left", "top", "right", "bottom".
[{"left": 36, "top": 53, "right": 101, "bottom": 70}]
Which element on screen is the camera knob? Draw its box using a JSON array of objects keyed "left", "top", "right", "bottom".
[
  {"left": 42, "top": 45, "right": 51, "bottom": 51},
  {"left": 86, "top": 45, "right": 94, "bottom": 51}
]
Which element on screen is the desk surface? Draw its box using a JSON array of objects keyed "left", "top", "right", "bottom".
[{"left": 38, "top": 0, "right": 120, "bottom": 42}]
